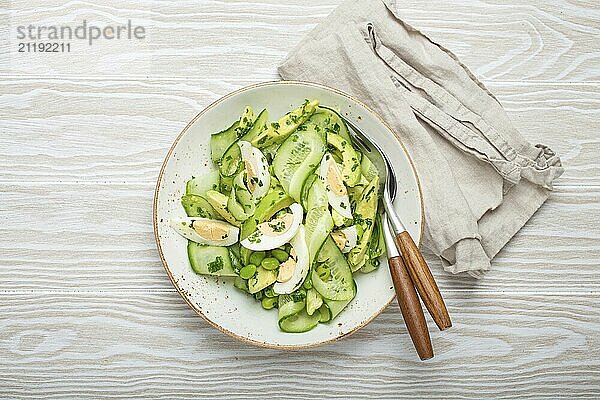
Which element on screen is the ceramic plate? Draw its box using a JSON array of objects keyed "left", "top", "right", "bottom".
[{"left": 154, "top": 81, "right": 423, "bottom": 348}]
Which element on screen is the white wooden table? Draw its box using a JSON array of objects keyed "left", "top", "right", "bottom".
[{"left": 1, "top": 0, "right": 599, "bottom": 398}]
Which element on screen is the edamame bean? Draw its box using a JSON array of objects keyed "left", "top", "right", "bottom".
[
  {"left": 261, "top": 257, "right": 280, "bottom": 270},
  {"left": 302, "top": 277, "right": 313, "bottom": 289},
  {"left": 249, "top": 251, "right": 266, "bottom": 266},
  {"left": 261, "top": 297, "right": 278, "bottom": 310},
  {"left": 271, "top": 249, "right": 289, "bottom": 262},
  {"left": 239, "top": 264, "right": 257, "bottom": 279},
  {"left": 264, "top": 287, "right": 276, "bottom": 298}
]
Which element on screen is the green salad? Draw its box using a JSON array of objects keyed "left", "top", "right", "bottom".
[{"left": 170, "top": 100, "right": 385, "bottom": 333}]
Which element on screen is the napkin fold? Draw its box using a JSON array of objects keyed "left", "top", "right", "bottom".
[{"left": 278, "top": 0, "right": 563, "bottom": 276}]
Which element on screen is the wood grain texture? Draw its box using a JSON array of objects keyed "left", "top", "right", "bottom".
[
  {"left": 395, "top": 231, "right": 452, "bottom": 331},
  {"left": 0, "top": 79, "right": 597, "bottom": 185},
  {"left": 1, "top": 0, "right": 598, "bottom": 398},
  {"left": 2, "top": 0, "right": 599, "bottom": 82},
  {"left": 388, "top": 255, "right": 433, "bottom": 360},
  {"left": 1, "top": 291, "right": 599, "bottom": 399}
]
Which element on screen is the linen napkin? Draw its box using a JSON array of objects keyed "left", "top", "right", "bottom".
[{"left": 278, "top": 0, "right": 563, "bottom": 276}]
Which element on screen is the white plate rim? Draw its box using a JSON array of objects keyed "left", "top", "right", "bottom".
[{"left": 153, "top": 80, "right": 424, "bottom": 349}]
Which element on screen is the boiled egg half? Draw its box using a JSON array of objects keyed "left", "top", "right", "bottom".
[
  {"left": 319, "top": 153, "right": 353, "bottom": 219},
  {"left": 331, "top": 225, "right": 359, "bottom": 253},
  {"left": 170, "top": 217, "right": 239, "bottom": 246},
  {"left": 238, "top": 140, "right": 270, "bottom": 201},
  {"left": 240, "top": 203, "right": 303, "bottom": 251},
  {"left": 274, "top": 225, "right": 309, "bottom": 295}
]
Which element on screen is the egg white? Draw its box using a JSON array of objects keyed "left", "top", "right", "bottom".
[
  {"left": 240, "top": 203, "right": 303, "bottom": 251},
  {"left": 273, "top": 225, "right": 309, "bottom": 295},
  {"left": 319, "top": 154, "right": 353, "bottom": 219},
  {"left": 238, "top": 140, "right": 270, "bottom": 201},
  {"left": 170, "top": 217, "right": 239, "bottom": 246}
]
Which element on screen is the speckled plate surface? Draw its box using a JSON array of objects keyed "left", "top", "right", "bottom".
[{"left": 154, "top": 81, "right": 423, "bottom": 349}]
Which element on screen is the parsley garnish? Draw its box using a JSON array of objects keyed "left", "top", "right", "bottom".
[
  {"left": 207, "top": 256, "right": 224, "bottom": 273},
  {"left": 290, "top": 291, "right": 305, "bottom": 302},
  {"left": 268, "top": 220, "right": 286, "bottom": 233},
  {"left": 248, "top": 234, "right": 261, "bottom": 244}
]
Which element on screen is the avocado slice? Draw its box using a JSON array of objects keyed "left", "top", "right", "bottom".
[
  {"left": 227, "top": 188, "right": 252, "bottom": 222},
  {"left": 327, "top": 132, "right": 361, "bottom": 187},
  {"left": 248, "top": 267, "right": 277, "bottom": 294},
  {"left": 181, "top": 194, "right": 219, "bottom": 220},
  {"left": 347, "top": 176, "right": 379, "bottom": 270},
  {"left": 331, "top": 208, "right": 350, "bottom": 227},
  {"left": 252, "top": 99, "right": 319, "bottom": 148},
  {"left": 205, "top": 189, "right": 240, "bottom": 226},
  {"left": 306, "top": 288, "right": 323, "bottom": 316},
  {"left": 240, "top": 188, "right": 294, "bottom": 239}
]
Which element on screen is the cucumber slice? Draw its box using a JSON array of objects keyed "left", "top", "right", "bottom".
[
  {"left": 273, "top": 125, "right": 326, "bottom": 202},
  {"left": 278, "top": 293, "right": 305, "bottom": 318},
  {"left": 306, "top": 288, "right": 323, "bottom": 316},
  {"left": 244, "top": 109, "right": 269, "bottom": 143},
  {"left": 181, "top": 194, "right": 219, "bottom": 219},
  {"left": 186, "top": 171, "right": 220, "bottom": 196},
  {"left": 229, "top": 247, "right": 243, "bottom": 275},
  {"left": 219, "top": 109, "right": 268, "bottom": 177},
  {"left": 323, "top": 286, "right": 355, "bottom": 320},
  {"left": 360, "top": 154, "right": 379, "bottom": 182},
  {"left": 227, "top": 187, "right": 253, "bottom": 222},
  {"left": 277, "top": 293, "right": 319, "bottom": 333},
  {"left": 304, "top": 176, "right": 333, "bottom": 265},
  {"left": 306, "top": 178, "right": 328, "bottom": 210},
  {"left": 311, "top": 237, "right": 356, "bottom": 301},
  {"left": 318, "top": 304, "right": 331, "bottom": 323},
  {"left": 369, "top": 214, "right": 386, "bottom": 259},
  {"left": 210, "top": 121, "right": 239, "bottom": 163},
  {"left": 360, "top": 215, "right": 385, "bottom": 273},
  {"left": 310, "top": 107, "right": 352, "bottom": 144},
  {"left": 187, "top": 242, "right": 237, "bottom": 277},
  {"left": 304, "top": 206, "right": 333, "bottom": 266},
  {"left": 279, "top": 309, "right": 319, "bottom": 333},
  {"left": 300, "top": 174, "right": 317, "bottom": 207}
]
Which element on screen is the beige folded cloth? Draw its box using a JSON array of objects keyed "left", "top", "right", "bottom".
[{"left": 278, "top": 0, "right": 563, "bottom": 277}]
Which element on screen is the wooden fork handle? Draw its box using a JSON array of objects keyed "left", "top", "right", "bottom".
[
  {"left": 395, "top": 231, "right": 452, "bottom": 331},
  {"left": 388, "top": 255, "right": 433, "bottom": 360}
]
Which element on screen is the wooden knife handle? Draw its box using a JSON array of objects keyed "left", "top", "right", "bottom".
[
  {"left": 388, "top": 255, "right": 433, "bottom": 360},
  {"left": 395, "top": 231, "right": 452, "bottom": 331}
]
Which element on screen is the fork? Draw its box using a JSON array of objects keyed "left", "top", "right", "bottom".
[
  {"left": 326, "top": 108, "right": 452, "bottom": 332},
  {"left": 383, "top": 216, "right": 433, "bottom": 360}
]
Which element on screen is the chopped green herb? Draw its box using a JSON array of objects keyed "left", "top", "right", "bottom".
[{"left": 207, "top": 256, "right": 224, "bottom": 273}]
